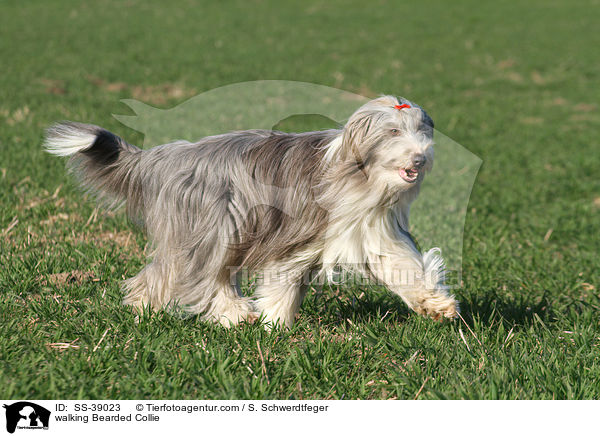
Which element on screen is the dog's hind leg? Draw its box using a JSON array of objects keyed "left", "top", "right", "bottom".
[
  {"left": 253, "top": 252, "right": 315, "bottom": 328},
  {"left": 199, "top": 281, "right": 257, "bottom": 327},
  {"left": 122, "top": 258, "right": 178, "bottom": 312},
  {"left": 163, "top": 257, "right": 256, "bottom": 327},
  {"left": 124, "top": 258, "right": 256, "bottom": 326},
  {"left": 160, "top": 242, "right": 257, "bottom": 327},
  {"left": 253, "top": 271, "right": 306, "bottom": 329}
]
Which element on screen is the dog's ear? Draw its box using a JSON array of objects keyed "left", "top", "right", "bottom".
[
  {"left": 397, "top": 96, "right": 434, "bottom": 130},
  {"left": 341, "top": 112, "right": 373, "bottom": 171},
  {"left": 420, "top": 109, "right": 434, "bottom": 130}
]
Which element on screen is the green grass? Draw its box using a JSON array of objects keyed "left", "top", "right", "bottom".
[{"left": 1, "top": 0, "right": 599, "bottom": 399}]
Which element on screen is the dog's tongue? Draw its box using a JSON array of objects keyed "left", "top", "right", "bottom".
[{"left": 399, "top": 168, "right": 418, "bottom": 182}]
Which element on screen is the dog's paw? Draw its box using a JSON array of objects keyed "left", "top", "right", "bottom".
[
  {"left": 214, "top": 300, "right": 257, "bottom": 328},
  {"left": 245, "top": 311, "right": 260, "bottom": 324},
  {"left": 414, "top": 293, "right": 459, "bottom": 321}
]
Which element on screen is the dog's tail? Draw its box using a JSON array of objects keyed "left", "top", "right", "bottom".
[{"left": 44, "top": 121, "right": 144, "bottom": 216}]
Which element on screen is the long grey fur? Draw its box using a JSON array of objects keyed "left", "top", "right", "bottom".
[{"left": 44, "top": 96, "right": 459, "bottom": 327}]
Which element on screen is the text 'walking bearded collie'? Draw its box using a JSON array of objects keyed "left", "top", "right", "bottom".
[{"left": 44, "top": 96, "right": 459, "bottom": 327}]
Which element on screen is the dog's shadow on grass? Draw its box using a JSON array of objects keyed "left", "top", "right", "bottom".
[
  {"left": 305, "top": 286, "right": 563, "bottom": 328},
  {"left": 304, "top": 287, "right": 413, "bottom": 326},
  {"left": 451, "top": 290, "right": 562, "bottom": 328}
]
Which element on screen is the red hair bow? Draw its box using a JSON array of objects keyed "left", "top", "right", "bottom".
[{"left": 394, "top": 104, "right": 411, "bottom": 110}]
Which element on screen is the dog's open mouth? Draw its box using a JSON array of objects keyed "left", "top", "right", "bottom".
[{"left": 399, "top": 167, "right": 419, "bottom": 182}]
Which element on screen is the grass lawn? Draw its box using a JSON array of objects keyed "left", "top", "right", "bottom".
[{"left": 1, "top": 0, "right": 599, "bottom": 399}]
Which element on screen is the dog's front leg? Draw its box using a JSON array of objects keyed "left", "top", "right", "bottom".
[{"left": 370, "top": 247, "right": 459, "bottom": 320}]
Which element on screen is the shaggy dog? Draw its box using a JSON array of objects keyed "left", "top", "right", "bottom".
[{"left": 44, "top": 95, "right": 458, "bottom": 327}]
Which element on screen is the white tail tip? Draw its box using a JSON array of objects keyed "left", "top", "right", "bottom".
[{"left": 44, "top": 122, "right": 99, "bottom": 157}]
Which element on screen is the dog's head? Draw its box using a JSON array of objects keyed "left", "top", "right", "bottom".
[{"left": 340, "top": 95, "right": 435, "bottom": 192}]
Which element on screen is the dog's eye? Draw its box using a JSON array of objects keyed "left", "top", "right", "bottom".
[{"left": 390, "top": 129, "right": 400, "bottom": 135}]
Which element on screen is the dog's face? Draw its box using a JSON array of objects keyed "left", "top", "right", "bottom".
[{"left": 341, "top": 96, "right": 435, "bottom": 192}]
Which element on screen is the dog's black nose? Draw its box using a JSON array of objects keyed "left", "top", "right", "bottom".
[{"left": 412, "top": 154, "right": 426, "bottom": 169}]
